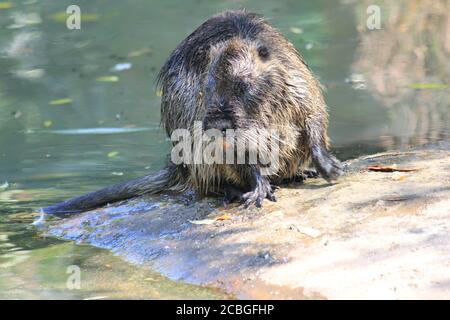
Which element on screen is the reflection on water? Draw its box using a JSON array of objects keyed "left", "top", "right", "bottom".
[
  {"left": 0, "top": 210, "right": 230, "bottom": 299},
  {"left": 351, "top": 0, "right": 450, "bottom": 150},
  {"left": 0, "top": 0, "right": 449, "bottom": 299}
]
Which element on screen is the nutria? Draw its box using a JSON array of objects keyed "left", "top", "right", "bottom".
[{"left": 44, "top": 10, "right": 342, "bottom": 215}]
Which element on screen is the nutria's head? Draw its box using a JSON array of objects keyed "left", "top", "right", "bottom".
[{"left": 202, "top": 37, "right": 285, "bottom": 133}]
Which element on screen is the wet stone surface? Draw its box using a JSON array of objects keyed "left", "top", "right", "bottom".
[{"left": 45, "top": 142, "right": 450, "bottom": 299}]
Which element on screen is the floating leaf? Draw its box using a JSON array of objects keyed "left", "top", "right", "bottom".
[
  {"left": 43, "top": 120, "right": 53, "bottom": 128},
  {"left": 111, "top": 172, "right": 123, "bottom": 176},
  {"left": 79, "top": 13, "right": 99, "bottom": 22},
  {"left": 49, "top": 98, "right": 73, "bottom": 106},
  {"left": 80, "top": 13, "right": 99, "bottom": 22},
  {"left": 0, "top": 2, "right": 13, "bottom": 9},
  {"left": 289, "top": 27, "right": 303, "bottom": 34},
  {"left": 107, "top": 151, "right": 119, "bottom": 158},
  {"left": 96, "top": 75, "right": 119, "bottom": 82},
  {"left": 156, "top": 90, "right": 163, "bottom": 97},
  {"left": 51, "top": 12, "right": 99, "bottom": 23},
  {"left": 127, "top": 48, "right": 152, "bottom": 58},
  {"left": 51, "top": 12, "right": 68, "bottom": 22},
  {"left": 408, "top": 83, "right": 448, "bottom": 89}
]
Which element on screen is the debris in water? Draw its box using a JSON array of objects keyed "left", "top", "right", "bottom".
[
  {"left": 0, "top": 2, "right": 13, "bottom": 9},
  {"left": 127, "top": 48, "right": 152, "bottom": 58},
  {"left": 107, "top": 151, "right": 119, "bottom": 158},
  {"left": 13, "top": 110, "right": 23, "bottom": 119},
  {"left": 345, "top": 73, "right": 366, "bottom": 90},
  {"left": 8, "top": 12, "right": 41, "bottom": 28},
  {"left": 47, "top": 127, "right": 150, "bottom": 135},
  {"left": 31, "top": 209, "right": 46, "bottom": 227},
  {"left": 0, "top": 181, "right": 9, "bottom": 191},
  {"left": 43, "top": 120, "right": 53, "bottom": 128},
  {"left": 96, "top": 75, "right": 119, "bottom": 82},
  {"left": 51, "top": 12, "right": 99, "bottom": 23},
  {"left": 49, "top": 98, "right": 73, "bottom": 106},
  {"left": 289, "top": 27, "right": 303, "bottom": 34},
  {"left": 14, "top": 68, "right": 45, "bottom": 80},
  {"left": 408, "top": 83, "right": 448, "bottom": 90},
  {"left": 110, "top": 63, "right": 132, "bottom": 72}
]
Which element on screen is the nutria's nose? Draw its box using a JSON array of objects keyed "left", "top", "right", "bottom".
[{"left": 202, "top": 119, "right": 233, "bottom": 133}]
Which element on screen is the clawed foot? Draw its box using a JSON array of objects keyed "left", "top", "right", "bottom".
[
  {"left": 222, "top": 181, "right": 276, "bottom": 208},
  {"left": 302, "top": 169, "right": 320, "bottom": 179},
  {"left": 311, "top": 145, "right": 344, "bottom": 182},
  {"left": 292, "top": 169, "right": 319, "bottom": 183},
  {"left": 241, "top": 177, "right": 276, "bottom": 208}
]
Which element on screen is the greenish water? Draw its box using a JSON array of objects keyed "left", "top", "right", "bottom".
[{"left": 0, "top": 0, "right": 448, "bottom": 299}]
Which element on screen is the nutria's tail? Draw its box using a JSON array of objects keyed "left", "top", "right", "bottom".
[{"left": 43, "top": 165, "right": 185, "bottom": 216}]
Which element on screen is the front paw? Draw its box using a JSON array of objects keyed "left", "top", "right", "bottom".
[
  {"left": 241, "top": 180, "right": 276, "bottom": 208},
  {"left": 311, "top": 146, "right": 344, "bottom": 182}
]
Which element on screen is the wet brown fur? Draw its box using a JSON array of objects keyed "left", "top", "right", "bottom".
[{"left": 158, "top": 10, "right": 341, "bottom": 197}]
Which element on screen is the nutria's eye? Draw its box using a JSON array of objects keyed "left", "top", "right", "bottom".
[{"left": 257, "top": 45, "right": 269, "bottom": 59}]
